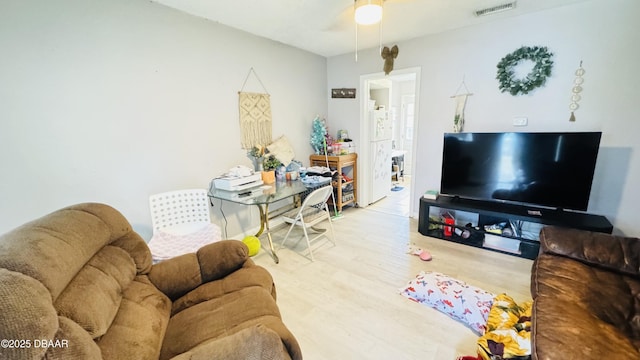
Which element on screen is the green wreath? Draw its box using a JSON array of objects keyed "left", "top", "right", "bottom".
[{"left": 496, "top": 46, "right": 553, "bottom": 96}]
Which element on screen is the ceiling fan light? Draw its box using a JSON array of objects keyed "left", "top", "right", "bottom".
[{"left": 354, "top": 0, "right": 383, "bottom": 25}]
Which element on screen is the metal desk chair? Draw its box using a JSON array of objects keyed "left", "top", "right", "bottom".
[{"left": 279, "top": 185, "right": 336, "bottom": 261}]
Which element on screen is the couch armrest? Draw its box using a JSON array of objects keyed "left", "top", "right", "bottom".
[
  {"left": 539, "top": 226, "right": 640, "bottom": 277},
  {"left": 148, "top": 240, "right": 249, "bottom": 300}
]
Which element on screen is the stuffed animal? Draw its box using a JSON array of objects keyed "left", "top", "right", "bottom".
[{"left": 381, "top": 45, "right": 399, "bottom": 75}]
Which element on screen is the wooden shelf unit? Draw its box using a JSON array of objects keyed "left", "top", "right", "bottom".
[{"left": 309, "top": 153, "right": 357, "bottom": 212}]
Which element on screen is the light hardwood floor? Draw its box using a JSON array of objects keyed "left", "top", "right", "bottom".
[{"left": 252, "top": 189, "right": 533, "bottom": 360}]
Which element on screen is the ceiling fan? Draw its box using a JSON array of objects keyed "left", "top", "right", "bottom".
[
  {"left": 354, "top": 0, "right": 384, "bottom": 25},
  {"left": 343, "top": 0, "right": 411, "bottom": 61},
  {"left": 327, "top": 0, "right": 412, "bottom": 32}
]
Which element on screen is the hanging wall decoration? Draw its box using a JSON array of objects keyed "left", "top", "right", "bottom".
[
  {"left": 450, "top": 77, "right": 473, "bottom": 133},
  {"left": 238, "top": 68, "right": 272, "bottom": 149},
  {"left": 381, "top": 45, "right": 399, "bottom": 75},
  {"left": 569, "top": 61, "right": 585, "bottom": 122},
  {"left": 331, "top": 88, "right": 356, "bottom": 98},
  {"left": 496, "top": 46, "right": 554, "bottom": 96}
]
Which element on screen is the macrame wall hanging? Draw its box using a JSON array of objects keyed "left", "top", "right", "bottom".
[
  {"left": 238, "top": 67, "right": 272, "bottom": 149},
  {"left": 450, "top": 77, "right": 473, "bottom": 133}
]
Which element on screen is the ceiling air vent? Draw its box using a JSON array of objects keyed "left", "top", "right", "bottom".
[{"left": 474, "top": 1, "right": 517, "bottom": 17}]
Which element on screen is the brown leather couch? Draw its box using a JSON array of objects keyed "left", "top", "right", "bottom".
[
  {"left": 531, "top": 226, "right": 640, "bottom": 359},
  {"left": 0, "top": 203, "right": 302, "bottom": 360}
]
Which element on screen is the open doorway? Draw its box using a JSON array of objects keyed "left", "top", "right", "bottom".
[{"left": 358, "top": 67, "right": 421, "bottom": 217}]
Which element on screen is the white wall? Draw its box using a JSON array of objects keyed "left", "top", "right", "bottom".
[
  {"left": 369, "top": 88, "right": 390, "bottom": 109},
  {"left": 327, "top": 0, "right": 640, "bottom": 235},
  {"left": 0, "top": 0, "right": 327, "bottom": 238}
]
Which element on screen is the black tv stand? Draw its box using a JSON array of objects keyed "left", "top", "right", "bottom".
[{"left": 418, "top": 196, "right": 612, "bottom": 260}]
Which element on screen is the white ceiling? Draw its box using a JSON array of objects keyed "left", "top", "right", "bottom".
[{"left": 151, "top": 0, "right": 590, "bottom": 57}]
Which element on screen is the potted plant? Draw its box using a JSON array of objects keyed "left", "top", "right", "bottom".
[{"left": 261, "top": 155, "right": 281, "bottom": 184}]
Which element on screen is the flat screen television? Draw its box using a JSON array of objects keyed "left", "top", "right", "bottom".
[{"left": 440, "top": 132, "right": 602, "bottom": 211}]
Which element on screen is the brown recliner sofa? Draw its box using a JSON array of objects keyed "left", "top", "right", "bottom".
[
  {"left": 531, "top": 226, "right": 640, "bottom": 359},
  {"left": 0, "top": 203, "right": 302, "bottom": 360}
]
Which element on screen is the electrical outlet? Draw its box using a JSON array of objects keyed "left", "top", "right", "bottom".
[{"left": 513, "top": 117, "right": 528, "bottom": 126}]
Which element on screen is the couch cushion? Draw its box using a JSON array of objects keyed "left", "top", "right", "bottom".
[
  {"left": 531, "top": 253, "right": 640, "bottom": 358},
  {"left": 54, "top": 245, "right": 136, "bottom": 338},
  {"left": 43, "top": 316, "right": 103, "bottom": 359},
  {"left": 0, "top": 203, "right": 132, "bottom": 300},
  {"left": 267, "top": 135, "right": 295, "bottom": 166},
  {"left": 111, "top": 231, "right": 154, "bottom": 275},
  {"left": 540, "top": 226, "right": 640, "bottom": 278},
  {"left": 160, "top": 286, "right": 301, "bottom": 360},
  {"left": 170, "top": 325, "right": 289, "bottom": 360},
  {"left": 0, "top": 269, "right": 58, "bottom": 360},
  {"left": 96, "top": 275, "right": 172, "bottom": 360}
]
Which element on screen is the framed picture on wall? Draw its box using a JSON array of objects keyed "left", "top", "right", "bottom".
[{"left": 331, "top": 88, "right": 356, "bottom": 98}]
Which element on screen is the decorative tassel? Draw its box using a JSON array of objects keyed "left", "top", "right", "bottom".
[{"left": 569, "top": 61, "right": 584, "bottom": 122}]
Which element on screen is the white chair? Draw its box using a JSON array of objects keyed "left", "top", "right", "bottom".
[
  {"left": 148, "top": 189, "right": 221, "bottom": 262},
  {"left": 279, "top": 185, "right": 336, "bottom": 261}
]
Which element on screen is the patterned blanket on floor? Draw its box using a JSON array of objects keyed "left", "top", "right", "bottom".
[
  {"left": 477, "top": 293, "right": 532, "bottom": 360},
  {"left": 400, "top": 272, "right": 532, "bottom": 360}
]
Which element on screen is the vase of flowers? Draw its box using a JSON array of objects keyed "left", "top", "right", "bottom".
[{"left": 247, "top": 145, "right": 265, "bottom": 172}]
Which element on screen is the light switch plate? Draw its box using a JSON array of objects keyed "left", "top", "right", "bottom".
[{"left": 513, "top": 117, "right": 528, "bottom": 126}]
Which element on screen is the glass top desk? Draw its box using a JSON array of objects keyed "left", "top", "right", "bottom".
[{"left": 208, "top": 178, "right": 330, "bottom": 263}]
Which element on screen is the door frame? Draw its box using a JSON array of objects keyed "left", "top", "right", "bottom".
[
  {"left": 358, "top": 66, "right": 421, "bottom": 215},
  {"left": 399, "top": 94, "right": 416, "bottom": 178}
]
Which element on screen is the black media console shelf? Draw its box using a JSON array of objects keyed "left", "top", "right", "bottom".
[{"left": 418, "top": 196, "right": 613, "bottom": 260}]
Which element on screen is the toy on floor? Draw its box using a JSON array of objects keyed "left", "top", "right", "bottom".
[
  {"left": 242, "top": 235, "right": 261, "bottom": 256},
  {"left": 408, "top": 247, "right": 432, "bottom": 261}
]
